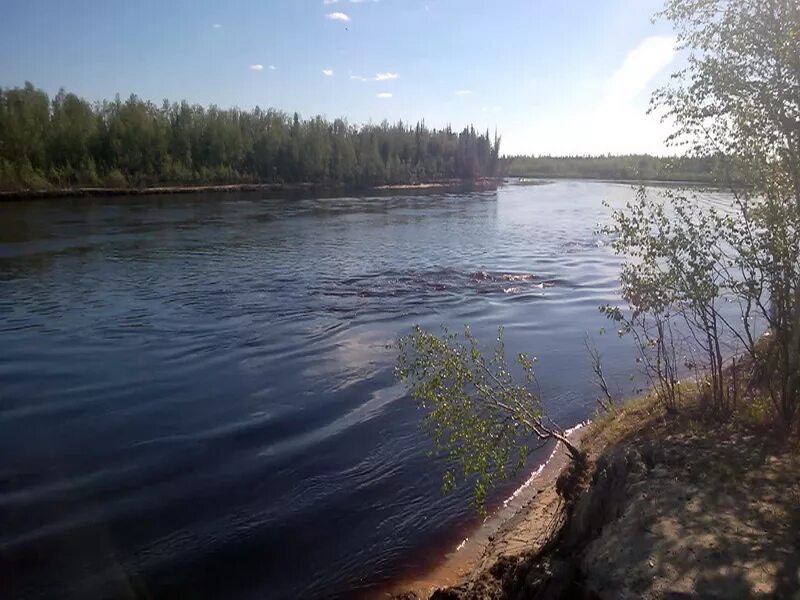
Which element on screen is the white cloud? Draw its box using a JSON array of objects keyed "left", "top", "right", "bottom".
[
  {"left": 376, "top": 92, "right": 393, "bottom": 98},
  {"left": 500, "top": 36, "right": 678, "bottom": 155},
  {"left": 324, "top": 0, "right": 378, "bottom": 3},
  {"left": 212, "top": 23, "right": 222, "bottom": 29},
  {"left": 605, "top": 35, "right": 677, "bottom": 106},
  {"left": 350, "top": 72, "right": 399, "bottom": 82},
  {"left": 268, "top": 65, "right": 276, "bottom": 70},
  {"left": 323, "top": 69, "right": 334, "bottom": 76},
  {"left": 508, "top": 103, "right": 674, "bottom": 156},
  {"left": 250, "top": 64, "right": 264, "bottom": 71},
  {"left": 326, "top": 12, "right": 351, "bottom": 21},
  {"left": 455, "top": 89, "right": 473, "bottom": 95}
]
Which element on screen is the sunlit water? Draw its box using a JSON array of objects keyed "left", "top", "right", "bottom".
[{"left": 0, "top": 181, "right": 727, "bottom": 599}]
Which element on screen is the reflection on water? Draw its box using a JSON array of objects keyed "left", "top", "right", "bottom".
[{"left": 0, "top": 182, "right": 724, "bottom": 599}]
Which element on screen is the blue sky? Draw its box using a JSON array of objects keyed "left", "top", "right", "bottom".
[{"left": 0, "top": 0, "right": 681, "bottom": 155}]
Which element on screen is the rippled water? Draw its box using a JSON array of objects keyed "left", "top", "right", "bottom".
[{"left": 0, "top": 181, "right": 695, "bottom": 599}]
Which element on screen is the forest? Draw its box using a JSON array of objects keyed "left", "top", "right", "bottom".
[
  {"left": 0, "top": 82, "right": 501, "bottom": 191},
  {"left": 503, "top": 154, "right": 726, "bottom": 184}
]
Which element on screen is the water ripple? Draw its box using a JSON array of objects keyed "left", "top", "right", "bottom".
[{"left": 0, "top": 181, "right": 733, "bottom": 599}]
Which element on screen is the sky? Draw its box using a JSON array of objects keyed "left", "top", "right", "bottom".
[{"left": 0, "top": 0, "right": 683, "bottom": 156}]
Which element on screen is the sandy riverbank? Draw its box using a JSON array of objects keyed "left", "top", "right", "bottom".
[
  {"left": 375, "top": 424, "right": 588, "bottom": 599},
  {"left": 395, "top": 392, "right": 800, "bottom": 599},
  {"left": 0, "top": 178, "right": 504, "bottom": 201}
]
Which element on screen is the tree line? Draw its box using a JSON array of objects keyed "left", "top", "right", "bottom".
[
  {"left": 502, "top": 154, "right": 730, "bottom": 184},
  {"left": 0, "top": 83, "right": 501, "bottom": 191}
]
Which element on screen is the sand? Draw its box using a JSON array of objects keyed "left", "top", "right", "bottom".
[{"left": 376, "top": 427, "right": 587, "bottom": 599}]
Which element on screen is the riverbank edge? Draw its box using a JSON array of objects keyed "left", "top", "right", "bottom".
[
  {"left": 398, "top": 390, "right": 800, "bottom": 599},
  {"left": 0, "top": 175, "right": 740, "bottom": 201},
  {"left": 378, "top": 424, "right": 589, "bottom": 599},
  {"left": 509, "top": 174, "right": 734, "bottom": 188},
  {"left": 0, "top": 178, "right": 504, "bottom": 201}
]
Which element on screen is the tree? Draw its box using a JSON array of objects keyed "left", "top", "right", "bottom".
[
  {"left": 659, "top": 0, "right": 800, "bottom": 428},
  {"left": 395, "top": 326, "right": 582, "bottom": 510},
  {"left": 605, "top": 0, "right": 800, "bottom": 429},
  {"left": 0, "top": 82, "right": 50, "bottom": 179},
  {"left": 0, "top": 83, "right": 502, "bottom": 191},
  {"left": 48, "top": 89, "right": 97, "bottom": 181},
  {"left": 601, "top": 188, "right": 732, "bottom": 414}
]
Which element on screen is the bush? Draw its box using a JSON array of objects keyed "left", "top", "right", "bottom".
[
  {"left": 104, "top": 168, "right": 128, "bottom": 188},
  {"left": 17, "top": 160, "right": 50, "bottom": 190}
]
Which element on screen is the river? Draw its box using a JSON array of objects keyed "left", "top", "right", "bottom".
[{"left": 0, "top": 181, "right": 704, "bottom": 598}]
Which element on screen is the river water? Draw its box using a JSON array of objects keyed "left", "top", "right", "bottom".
[{"left": 0, "top": 181, "right": 699, "bottom": 598}]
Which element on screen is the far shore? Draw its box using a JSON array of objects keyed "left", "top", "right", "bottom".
[
  {"left": 0, "top": 174, "right": 734, "bottom": 201},
  {"left": 510, "top": 174, "right": 727, "bottom": 188},
  {"left": 0, "top": 178, "right": 504, "bottom": 202}
]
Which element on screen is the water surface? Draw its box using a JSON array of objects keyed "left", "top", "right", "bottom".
[{"left": 1, "top": 181, "right": 676, "bottom": 598}]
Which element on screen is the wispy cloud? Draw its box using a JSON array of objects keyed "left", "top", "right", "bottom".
[
  {"left": 326, "top": 12, "right": 351, "bottom": 21},
  {"left": 323, "top": 69, "right": 334, "bottom": 76},
  {"left": 212, "top": 23, "right": 222, "bottom": 29},
  {"left": 250, "top": 64, "right": 264, "bottom": 71},
  {"left": 455, "top": 89, "right": 473, "bottom": 95},
  {"left": 351, "top": 72, "right": 399, "bottom": 82},
  {"left": 511, "top": 35, "right": 677, "bottom": 156},
  {"left": 268, "top": 65, "right": 277, "bottom": 70},
  {"left": 376, "top": 92, "right": 393, "bottom": 99},
  {"left": 605, "top": 35, "right": 677, "bottom": 105}
]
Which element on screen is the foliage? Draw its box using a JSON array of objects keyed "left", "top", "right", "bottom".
[
  {"left": 585, "top": 335, "right": 618, "bottom": 413},
  {"left": 502, "top": 154, "right": 731, "bottom": 184},
  {"left": 0, "top": 82, "right": 501, "bottom": 191},
  {"left": 601, "top": 188, "right": 735, "bottom": 413},
  {"left": 654, "top": 0, "right": 800, "bottom": 176},
  {"left": 604, "top": 0, "right": 800, "bottom": 431},
  {"left": 395, "top": 326, "right": 580, "bottom": 510},
  {"left": 104, "top": 168, "right": 128, "bottom": 189},
  {"left": 657, "top": 0, "right": 800, "bottom": 429}
]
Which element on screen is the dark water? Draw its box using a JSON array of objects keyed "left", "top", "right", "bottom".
[{"left": 1, "top": 181, "right": 669, "bottom": 599}]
